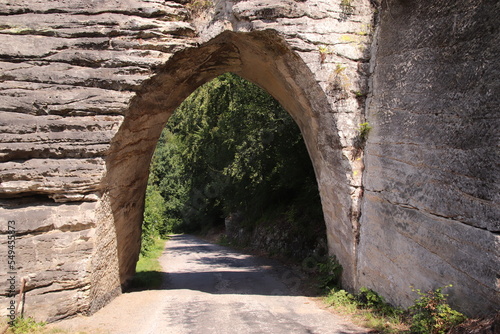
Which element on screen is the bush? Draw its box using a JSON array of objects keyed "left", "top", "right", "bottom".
[
  {"left": 316, "top": 255, "right": 343, "bottom": 290},
  {"left": 325, "top": 289, "right": 358, "bottom": 313},
  {"left": 409, "top": 285, "right": 466, "bottom": 334},
  {"left": 358, "top": 287, "right": 402, "bottom": 318}
]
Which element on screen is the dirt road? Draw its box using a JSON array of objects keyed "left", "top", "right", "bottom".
[{"left": 52, "top": 234, "right": 369, "bottom": 334}]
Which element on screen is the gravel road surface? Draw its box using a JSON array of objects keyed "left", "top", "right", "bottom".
[{"left": 51, "top": 234, "right": 370, "bottom": 334}]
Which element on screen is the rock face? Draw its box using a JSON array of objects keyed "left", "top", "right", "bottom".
[
  {"left": 0, "top": 0, "right": 498, "bottom": 321},
  {"left": 359, "top": 0, "right": 500, "bottom": 316}
]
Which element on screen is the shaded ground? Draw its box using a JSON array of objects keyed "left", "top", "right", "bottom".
[{"left": 50, "top": 234, "right": 370, "bottom": 334}]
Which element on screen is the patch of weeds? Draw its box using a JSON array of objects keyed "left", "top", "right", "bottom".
[
  {"left": 325, "top": 289, "right": 358, "bottom": 313},
  {"left": 409, "top": 285, "right": 466, "bottom": 334},
  {"left": 323, "top": 284, "right": 467, "bottom": 334},
  {"left": 352, "top": 122, "right": 372, "bottom": 159},
  {"left": 8, "top": 317, "right": 46, "bottom": 334},
  {"left": 358, "top": 122, "right": 372, "bottom": 142},
  {"left": 127, "top": 237, "right": 166, "bottom": 290},
  {"left": 316, "top": 255, "right": 343, "bottom": 290},
  {"left": 324, "top": 287, "right": 407, "bottom": 333},
  {"left": 358, "top": 287, "right": 405, "bottom": 325}
]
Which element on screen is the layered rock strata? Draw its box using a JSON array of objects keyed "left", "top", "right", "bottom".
[{"left": 0, "top": 0, "right": 498, "bottom": 320}]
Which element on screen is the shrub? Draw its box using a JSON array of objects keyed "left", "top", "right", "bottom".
[
  {"left": 325, "top": 289, "right": 358, "bottom": 313},
  {"left": 358, "top": 287, "right": 397, "bottom": 315},
  {"left": 316, "top": 255, "right": 343, "bottom": 290},
  {"left": 409, "top": 285, "right": 466, "bottom": 334}
]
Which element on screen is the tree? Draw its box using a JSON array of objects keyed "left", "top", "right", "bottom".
[{"left": 144, "top": 72, "right": 323, "bottom": 243}]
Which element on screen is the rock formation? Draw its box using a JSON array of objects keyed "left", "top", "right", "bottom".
[{"left": 0, "top": 0, "right": 498, "bottom": 321}]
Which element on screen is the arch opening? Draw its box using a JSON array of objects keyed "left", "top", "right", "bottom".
[
  {"left": 141, "top": 71, "right": 327, "bottom": 265},
  {"left": 100, "top": 30, "right": 355, "bottom": 309}
]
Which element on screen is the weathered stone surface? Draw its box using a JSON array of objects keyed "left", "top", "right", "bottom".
[
  {"left": 0, "top": 158, "right": 106, "bottom": 202},
  {"left": 0, "top": 201, "right": 96, "bottom": 320},
  {"left": 0, "top": 13, "right": 195, "bottom": 38},
  {"left": 0, "top": 112, "right": 122, "bottom": 160},
  {"left": 0, "top": 62, "right": 150, "bottom": 91},
  {"left": 225, "top": 213, "right": 328, "bottom": 261},
  {"left": 0, "top": 83, "right": 133, "bottom": 116},
  {"left": 0, "top": 0, "right": 498, "bottom": 321},
  {"left": 359, "top": 0, "right": 500, "bottom": 316},
  {"left": 0, "top": 0, "right": 188, "bottom": 18}
]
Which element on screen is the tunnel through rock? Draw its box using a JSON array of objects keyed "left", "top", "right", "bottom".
[
  {"left": 1, "top": 1, "right": 497, "bottom": 321},
  {"left": 140, "top": 71, "right": 328, "bottom": 266},
  {"left": 100, "top": 30, "right": 355, "bottom": 309}
]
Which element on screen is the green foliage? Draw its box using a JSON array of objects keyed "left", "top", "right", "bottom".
[
  {"left": 358, "top": 287, "right": 403, "bottom": 319},
  {"left": 323, "top": 284, "right": 466, "bottom": 334},
  {"left": 141, "top": 185, "right": 167, "bottom": 256},
  {"left": 145, "top": 72, "right": 321, "bottom": 237},
  {"left": 359, "top": 286, "right": 386, "bottom": 308},
  {"left": 409, "top": 285, "right": 466, "bottom": 334},
  {"left": 358, "top": 122, "right": 372, "bottom": 141},
  {"left": 316, "top": 255, "right": 343, "bottom": 290},
  {"left": 324, "top": 287, "right": 406, "bottom": 333},
  {"left": 325, "top": 288, "right": 358, "bottom": 313},
  {"left": 9, "top": 317, "right": 46, "bottom": 334}
]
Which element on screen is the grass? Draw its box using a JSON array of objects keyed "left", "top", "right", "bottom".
[
  {"left": 1, "top": 317, "right": 45, "bottom": 334},
  {"left": 323, "top": 287, "right": 409, "bottom": 333},
  {"left": 311, "top": 257, "right": 409, "bottom": 333},
  {"left": 0, "top": 316, "right": 85, "bottom": 334},
  {"left": 321, "top": 285, "right": 469, "bottom": 333},
  {"left": 127, "top": 237, "right": 167, "bottom": 290}
]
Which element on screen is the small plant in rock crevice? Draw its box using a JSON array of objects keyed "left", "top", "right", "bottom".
[
  {"left": 318, "top": 45, "right": 333, "bottom": 63},
  {"left": 352, "top": 122, "right": 372, "bottom": 159},
  {"left": 354, "top": 90, "right": 367, "bottom": 98},
  {"left": 358, "top": 122, "right": 372, "bottom": 142}
]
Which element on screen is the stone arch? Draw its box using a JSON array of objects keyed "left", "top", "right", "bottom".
[
  {"left": 1, "top": 0, "right": 496, "bottom": 321},
  {"left": 101, "top": 30, "right": 354, "bottom": 299}
]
